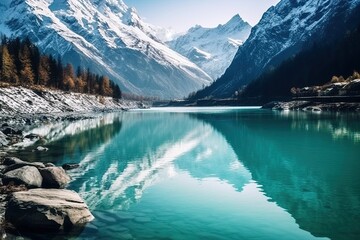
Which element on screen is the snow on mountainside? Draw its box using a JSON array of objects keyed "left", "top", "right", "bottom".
[
  {"left": 0, "top": 86, "right": 141, "bottom": 115},
  {"left": 194, "top": 0, "right": 360, "bottom": 99},
  {"left": 168, "top": 15, "right": 251, "bottom": 80},
  {"left": 0, "top": 0, "right": 211, "bottom": 99}
]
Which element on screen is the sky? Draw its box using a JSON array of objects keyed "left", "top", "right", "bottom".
[{"left": 123, "top": 0, "right": 280, "bottom": 33}]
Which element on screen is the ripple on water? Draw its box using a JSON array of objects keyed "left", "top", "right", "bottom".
[{"left": 133, "top": 216, "right": 152, "bottom": 223}]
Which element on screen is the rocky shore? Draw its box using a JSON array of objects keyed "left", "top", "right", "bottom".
[
  {"left": 0, "top": 112, "right": 119, "bottom": 239},
  {"left": 0, "top": 156, "right": 93, "bottom": 238},
  {"left": 0, "top": 111, "right": 115, "bottom": 152},
  {"left": 0, "top": 86, "right": 149, "bottom": 238},
  {"left": 262, "top": 100, "right": 360, "bottom": 112}
]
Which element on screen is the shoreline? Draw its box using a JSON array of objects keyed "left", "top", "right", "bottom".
[
  {"left": 0, "top": 86, "right": 149, "bottom": 238},
  {"left": 0, "top": 110, "right": 137, "bottom": 239},
  {"left": 153, "top": 98, "right": 360, "bottom": 112},
  {"left": 262, "top": 100, "right": 360, "bottom": 112}
]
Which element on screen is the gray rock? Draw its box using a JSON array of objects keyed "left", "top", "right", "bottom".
[
  {"left": 45, "top": 162, "right": 56, "bottom": 167},
  {"left": 24, "top": 133, "right": 41, "bottom": 141},
  {"left": 2, "top": 161, "right": 45, "bottom": 174},
  {"left": 5, "top": 189, "right": 94, "bottom": 232},
  {"left": 0, "top": 165, "right": 7, "bottom": 173},
  {"left": 2, "top": 157, "right": 24, "bottom": 165},
  {"left": 3, "top": 166, "right": 43, "bottom": 188},
  {"left": 62, "top": 163, "right": 80, "bottom": 171},
  {"left": 0, "top": 131, "right": 9, "bottom": 146},
  {"left": 33, "top": 146, "right": 49, "bottom": 152},
  {"left": 1, "top": 127, "right": 22, "bottom": 136},
  {"left": 39, "top": 167, "right": 71, "bottom": 188}
]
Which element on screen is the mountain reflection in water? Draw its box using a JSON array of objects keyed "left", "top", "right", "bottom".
[{"left": 19, "top": 108, "right": 360, "bottom": 240}]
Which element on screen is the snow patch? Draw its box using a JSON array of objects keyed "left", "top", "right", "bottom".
[{"left": 0, "top": 86, "right": 140, "bottom": 115}]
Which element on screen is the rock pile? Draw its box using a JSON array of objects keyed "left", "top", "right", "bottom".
[
  {"left": 6, "top": 189, "right": 94, "bottom": 232},
  {"left": 0, "top": 156, "right": 93, "bottom": 233}
]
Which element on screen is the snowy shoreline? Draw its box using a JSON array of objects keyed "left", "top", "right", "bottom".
[
  {"left": 0, "top": 86, "right": 145, "bottom": 115},
  {"left": 261, "top": 100, "right": 360, "bottom": 112},
  {"left": 0, "top": 86, "right": 148, "bottom": 237},
  {"left": 0, "top": 86, "right": 147, "bottom": 150}
]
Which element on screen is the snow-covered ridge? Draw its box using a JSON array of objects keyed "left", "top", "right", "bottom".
[
  {"left": 0, "top": 86, "right": 141, "bottom": 115},
  {"left": 0, "top": 0, "right": 211, "bottom": 99},
  {"left": 168, "top": 14, "right": 251, "bottom": 80},
  {"left": 198, "top": 0, "right": 360, "bottom": 98}
]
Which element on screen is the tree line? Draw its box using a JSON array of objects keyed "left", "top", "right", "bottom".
[
  {"left": 238, "top": 23, "right": 360, "bottom": 102},
  {"left": 0, "top": 37, "right": 121, "bottom": 99}
]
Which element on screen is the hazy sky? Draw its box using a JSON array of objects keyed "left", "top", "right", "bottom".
[{"left": 123, "top": 0, "right": 280, "bottom": 32}]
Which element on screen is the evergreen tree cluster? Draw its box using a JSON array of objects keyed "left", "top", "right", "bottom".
[
  {"left": 239, "top": 24, "right": 360, "bottom": 102},
  {"left": 0, "top": 37, "right": 122, "bottom": 99}
]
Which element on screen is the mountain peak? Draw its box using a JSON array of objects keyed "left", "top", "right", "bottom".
[
  {"left": 191, "top": 0, "right": 360, "bottom": 99},
  {"left": 223, "top": 14, "right": 250, "bottom": 28},
  {"left": 168, "top": 15, "right": 251, "bottom": 80},
  {"left": 0, "top": 0, "right": 211, "bottom": 98},
  {"left": 227, "top": 14, "right": 242, "bottom": 24}
]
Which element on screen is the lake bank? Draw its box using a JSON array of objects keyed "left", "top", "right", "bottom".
[
  {"left": 154, "top": 96, "right": 360, "bottom": 112},
  {"left": 0, "top": 87, "right": 149, "bottom": 238},
  {"left": 0, "top": 85, "right": 148, "bottom": 151},
  {"left": 262, "top": 100, "right": 360, "bottom": 112}
]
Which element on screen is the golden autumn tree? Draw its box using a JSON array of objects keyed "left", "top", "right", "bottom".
[
  {"left": 38, "top": 55, "right": 50, "bottom": 86},
  {"left": 1, "top": 45, "right": 19, "bottom": 83},
  {"left": 100, "top": 75, "right": 112, "bottom": 96},
  {"left": 75, "top": 66, "right": 86, "bottom": 93},
  {"left": 63, "top": 63, "right": 75, "bottom": 91},
  {"left": 19, "top": 44, "right": 35, "bottom": 85}
]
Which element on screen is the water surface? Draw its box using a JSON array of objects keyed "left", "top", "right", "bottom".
[{"left": 18, "top": 107, "right": 360, "bottom": 240}]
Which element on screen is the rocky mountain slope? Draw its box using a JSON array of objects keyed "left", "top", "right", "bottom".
[
  {"left": 192, "top": 0, "right": 360, "bottom": 99},
  {"left": 0, "top": 86, "right": 142, "bottom": 115},
  {"left": 0, "top": 0, "right": 211, "bottom": 99},
  {"left": 168, "top": 15, "right": 251, "bottom": 80}
]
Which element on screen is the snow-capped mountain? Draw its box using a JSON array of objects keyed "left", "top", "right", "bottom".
[
  {"left": 168, "top": 15, "right": 251, "bottom": 80},
  {"left": 194, "top": 0, "right": 360, "bottom": 99},
  {"left": 0, "top": 0, "right": 211, "bottom": 99}
]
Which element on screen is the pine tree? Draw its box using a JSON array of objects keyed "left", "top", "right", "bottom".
[
  {"left": 48, "top": 55, "right": 58, "bottom": 88},
  {"left": 100, "top": 76, "right": 112, "bottom": 96},
  {"left": 1, "top": 45, "right": 19, "bottom": 83},
  {"left": 57, "top": 56, "right": 64, "bottom": 89},
  {"left": 86, "top": 68, "right": 91, "bottom": 94},
  {"left": 63, "top": 63, "right": 75, "bottom": 91},
  {"left": 113, "top": 84, "right": 122, "bottom": 99},
  {"left": 19, "top": 44, "right": 34, "bottom": 85},
  {"left": 38, "top": 55, "right": 50, "bottom": 86},
  {"left": 75, "top": 66, "right": 85, "bottom": 92}
]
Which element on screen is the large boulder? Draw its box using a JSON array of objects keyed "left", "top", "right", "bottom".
[
  {"left": 2, "top": 156, "right": 45, "bottom": 168},
  {"left": 2, "top": 157, "right": 45, "bottom": 174},
  {"left": 62, "top": 163, "right": 80, "bottom": 171},
  {"left": 2, "top": 157, "right": 25, "bottom": 165},
  {"left": 2, "top": 166, "right": 43, "bottom": 188},
  {"left": 1, "top": 127, "right": 22, "bottom": 136},
  {"left": 0, "top": 131, "right": 9, "bottom": 146},
  {"left": 5, "top": 189, "right": 94, "bottom": 232},
  {"left": 39, "top": 167, "right": 71, "bottom": 188}
]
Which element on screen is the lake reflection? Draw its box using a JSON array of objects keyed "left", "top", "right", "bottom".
[{"left": 22, "top": 108, "right": 360, "bottom": 240}]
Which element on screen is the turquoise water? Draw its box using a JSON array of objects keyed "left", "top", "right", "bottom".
[{"left": 19, "top": 107, "right": 360, "bottom": 240}]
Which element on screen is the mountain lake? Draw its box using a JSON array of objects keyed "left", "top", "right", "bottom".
[{"left": 12, "top": 107, "right": 360, "bottom": 240}]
